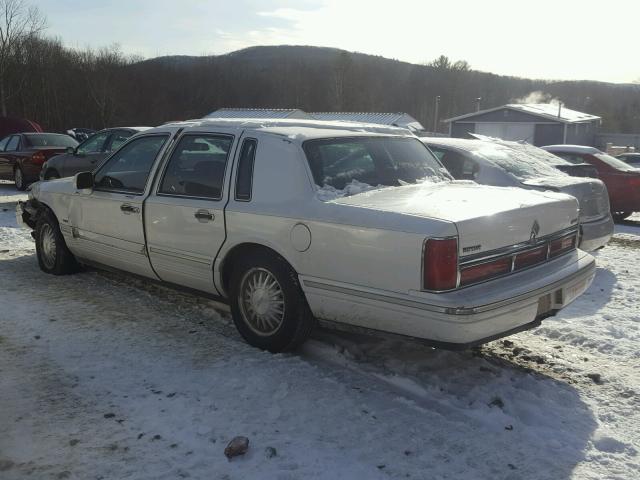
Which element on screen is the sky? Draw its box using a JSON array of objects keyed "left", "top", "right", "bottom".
[{"left": 38, "top": 0, "right": 640, "bottom": 83}]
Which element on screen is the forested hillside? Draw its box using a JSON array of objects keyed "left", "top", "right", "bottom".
[{"left": 8, "top": 39, "right": 640, "bottom": 133}]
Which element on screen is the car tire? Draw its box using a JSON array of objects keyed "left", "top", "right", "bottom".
[
  {"left": 612, "top": 211, "right": 632, "bottom": 222},
  {"left": 35, "top": 209, "right": 79, "bottom": 275},
  {"left": 229, "top": 251, "right": 315, "bottom": 352},
  {"left": 43, "top": 169, "right": 60, "bottom": 180},
  {"left": 14, "top": 166, "right": 26, "bottom": 191}
]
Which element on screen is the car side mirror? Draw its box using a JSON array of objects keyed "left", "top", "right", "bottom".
[{"left": 75, "top": 171, "right": 94, "bottom": 190}]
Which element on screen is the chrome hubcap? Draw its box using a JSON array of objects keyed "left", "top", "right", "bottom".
[
  {"left": 239, "top": 268, "right": 285, "bottom": 336},
  {"left": 40, "top": 224, "right": 57, "bottom": 269}
]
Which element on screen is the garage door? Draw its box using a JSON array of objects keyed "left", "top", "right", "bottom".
[{"left": 476, "top": 123, "right": 536, "bottom": 142}]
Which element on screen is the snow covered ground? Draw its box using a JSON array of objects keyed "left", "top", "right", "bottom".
[{"left": 0, "top": 181, "right": 638, "bottom": 479}]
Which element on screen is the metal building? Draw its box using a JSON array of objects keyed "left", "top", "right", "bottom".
[
  {"left": 310, "top": 112, "right": 425, "bottom": 132},
  {"left": 445, "top": 103, "right": 601, "bottom": 146},
  {"left": 206, "top": 108, "right": 312, "bottom": 120}
]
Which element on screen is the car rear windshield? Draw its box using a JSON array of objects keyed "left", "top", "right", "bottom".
[
  {"left": 594, "top": 153, "right": 638, "bottom": 171},
  {"left": 473, "top": 144, "right": 568, "bottom": 180},
  {"left": 24, "top": 134, "right": 78, "bottom": 148},
  {"left": 303, "top": 136, "right": 450, "bottom": 191}
]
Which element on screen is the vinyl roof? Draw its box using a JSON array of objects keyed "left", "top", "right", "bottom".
[{"left": 445, "top": 103, "right": 601, "bottom": 124}]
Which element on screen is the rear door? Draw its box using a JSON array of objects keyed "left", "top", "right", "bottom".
[
  {"left": 144, "top": 130, "right": 237, "bottom": 294},
  {"left": 68, "top": 133, "right": 172, "bottom": 278}
]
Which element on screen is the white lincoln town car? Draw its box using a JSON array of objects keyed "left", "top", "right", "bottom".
[{"left": 18, "top": 119, "right": 596, "bottom": 352}]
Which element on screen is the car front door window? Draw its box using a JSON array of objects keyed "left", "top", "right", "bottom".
[
  {"left": 77, "top": 132, "right": 109, "bottom": 155},
  {"left": 94, "top": 135, "right": 168, "bottom": 194},
  {"left": 6, "top": 136, "right": 20, "bottom": 151}
]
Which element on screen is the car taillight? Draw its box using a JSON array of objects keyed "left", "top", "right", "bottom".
[
  {"left": 32, "top": 152, "right": 46, "bottom": 164},
  {"left": 513, "top": 245, "right": 547, "bottom": 270},
  {"left": 423, "top": 238, "right": 458, "bottom": 291},
  {"left": 549, "top": 235, "right": 576, "bottom": 258},
  {"left": 460, "top": 256, "right": 511, "bottom": 287}
]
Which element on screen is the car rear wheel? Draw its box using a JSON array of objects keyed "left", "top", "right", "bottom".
[
  {"left": 229, "top": 251, "right": 315, "bottom": 352},
  {"left": 612, "top": 211, "right": 632, "bottom": 222},
  {"left": 35, "top": 210, "right": 79, "bottom": 275},
  {"left": 14, "top": 166, "right": 26, "bottom": 191}
]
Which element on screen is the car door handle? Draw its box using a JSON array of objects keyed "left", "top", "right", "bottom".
[
  {"left": 194, "top": 210, "right": 214, "bottom": 222},
  {"left": 120, "top": 204, "right": 139, "bottom": 214}
]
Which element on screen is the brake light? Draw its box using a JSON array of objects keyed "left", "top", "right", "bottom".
[
  {"left": 549, "top": 235, "right": 576, "bottom": 257},
  {"left": 514, "top": 245, "right": 547, "bottom": 270},
  {"left": 31, "top": 151, "right": 46, "bottom": 164},
  {"left": 460, "top": 256, "right": 511, "bottom": 286},
  {"left": 423, "top": 238, "right": 458, "bottom": 291}
]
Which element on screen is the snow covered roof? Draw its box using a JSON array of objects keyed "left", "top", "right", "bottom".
[
  {"left": 445, "top": 104, "right": 601, "bottom": 124},
  {"left": 310, "top": 112, "right": 424, "bottom": 131},
  {"left": 159, "top": 117, "right": 412, "bottom": 140},
  {"left": 206, "top": 108, "right": 312, "bottom": 119}
]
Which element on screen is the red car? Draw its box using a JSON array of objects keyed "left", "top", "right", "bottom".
[
  {"left": 542, "top": 145, "right": 640, "bottom": 222},
  {"left": 0, "top": 132, "right": 78, "bottom": 190}
]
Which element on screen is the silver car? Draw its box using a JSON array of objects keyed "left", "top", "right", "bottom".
[{"left": 424, "top": 138, "right": 613, "bottom": 252}]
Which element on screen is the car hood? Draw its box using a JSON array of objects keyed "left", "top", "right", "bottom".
[{"left": 330, "top": 181, "right": 579, "bottom": 256}]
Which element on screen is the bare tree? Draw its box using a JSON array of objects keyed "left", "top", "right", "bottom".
[{"left": 0, "top": 0, "right": 45, "bottom": 116}]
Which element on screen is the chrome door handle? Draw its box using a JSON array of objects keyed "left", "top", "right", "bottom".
[
  {"left": 120, "top": 204, "right": 139, "bottom": 214},
  {"left": 194, "top": 210, "right": 214, "bottom": 222}
]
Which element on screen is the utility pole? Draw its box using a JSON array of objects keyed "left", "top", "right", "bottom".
[
  {"left": 475, "top": 97, "right": 482, "bottom": 112},
  {"left": 433, "top": 96, "right": 440, "bottom": 133}
]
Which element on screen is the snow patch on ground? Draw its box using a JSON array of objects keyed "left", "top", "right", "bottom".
[{"left": 0, "top": 181, "right": 639, "bottom": 479}]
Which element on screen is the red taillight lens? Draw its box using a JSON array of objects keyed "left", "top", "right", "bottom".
[
  {"left": 32, "top": 152, "right": 46, "bottom": 164},
  {"left": 549, "top": 235, "right": 576, "bottom": 258},
  {"left": 423, "top": 238, "right": 458, "bottom": 291},
  {"left": 514, "top": 245, "right": 547, "bottom": 270},
  {"left": 460, "top": 256, "right": 511, "bottom": 287}
]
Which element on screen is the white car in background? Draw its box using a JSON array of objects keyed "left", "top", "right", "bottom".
[
  {"left": 423, "top": 138, "right": 613, "bottom": 252},
  {"left": 18, "top": 119, "right": 595, "bottom": 352}
]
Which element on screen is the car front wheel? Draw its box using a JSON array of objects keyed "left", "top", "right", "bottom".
[
  {"left": 229, "top": 251, "right": 315, "bottom": 352},
  {"left": 14, "top": 166, "right": 26, "bottom": 190},
  {"left": 35, "top": 210, "right": 79, "bottom": 275}
]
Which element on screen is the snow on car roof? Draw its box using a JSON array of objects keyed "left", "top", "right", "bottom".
[
  {"left": 159, "top": 117, "right": 413, "bottom": 140},
  {"left": 541, "top": 145, "right": 603, "bottom": 154}
]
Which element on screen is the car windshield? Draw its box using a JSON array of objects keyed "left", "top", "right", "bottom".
[
  {"left": 473, "top": 144, "right": 568, "bottom": 180},
  {"left": 24, "top": 134, "right": 78, "bottom": 148},
  {"left": 594, "top": 153, "right": 639, "bottom": 171},
  {"left": 303, "top": 136, "right": 450, "bottom": 194}
]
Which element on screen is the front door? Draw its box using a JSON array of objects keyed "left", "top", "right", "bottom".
[
  {"left": 68, "top": 134, "right": 171, "bottom": 278},
  {"left": 144, "top": 132, "right": 236, "bottom": 294}
]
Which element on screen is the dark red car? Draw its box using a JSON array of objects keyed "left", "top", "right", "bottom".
[
  {"left": 542, "top": 145, "right": 640, "bottom": 222},
  {"left": 0, "top": 132, "right": 78, "bottom": 190}
]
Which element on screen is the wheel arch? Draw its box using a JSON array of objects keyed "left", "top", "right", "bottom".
[{"left": 217, "top": 242, "right": 299, "bottom": 297}]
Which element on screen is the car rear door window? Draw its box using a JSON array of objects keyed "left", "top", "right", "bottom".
[
  {"left": 0, "top": 136, "right": 9, "bottom": 151},
  {"left": 94, "top": 135, "right": 168, "bottom": 193},
  {"left": 6, "top": 136, "right": 20, "bottom": 151},
  {"left": 77, "top": 132, "right": 109, "bottom": 155},
  {"left": 235, "top": 138, "right": 257, "bottom": 201},
  {"left": 159, "top": 134, "right": 233, "bottom": 200}
]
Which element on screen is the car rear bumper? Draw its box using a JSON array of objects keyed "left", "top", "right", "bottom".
[
  {"left": 301, "top": 249, "right": 596, "bottom": 347},
  {"left": 579, "top": 213, "right": 614, "bottom": 251}
]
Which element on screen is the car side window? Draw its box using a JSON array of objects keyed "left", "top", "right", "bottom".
[
  {"left": 555, "top": 153, "right": 584, "bottom": 165},
  {"left": 159, "top": 134, "right": 233, "bottom": 200},
  {"left": 6, "top": 136, "right": 20, "bottom": 151},
  {"left": 0, "top": 136, "right": 9, "bottom": 151},
  {"left": 94, "top": 135, "right": 168, "bottom": 194},
  {"left": 437, "top": 149, "right": 478, "bottom": 180},
  {"left": 235, "top": 138, "right": 257, "bottom": 201},
  {"left": 77, "top": 132, "right": 110, "bottom": 155},
  {"left": 107, "top": 130, "right": 133, "bottom": 152}
]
